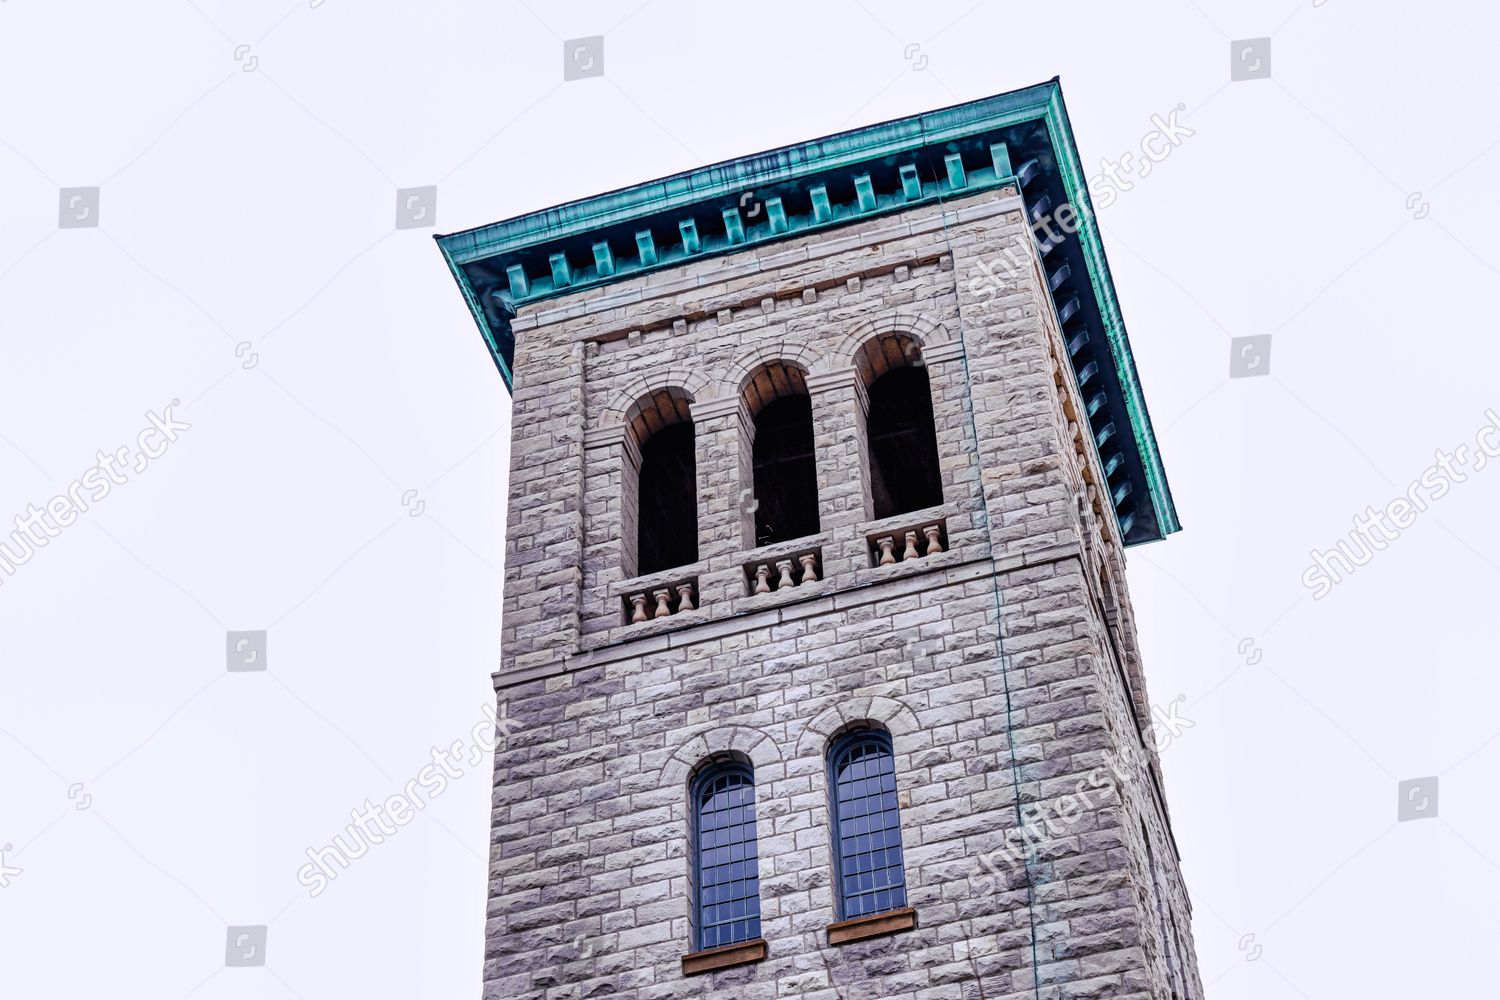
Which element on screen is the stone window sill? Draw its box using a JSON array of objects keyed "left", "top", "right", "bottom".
[
  {"left": 680, "top": 938, "right": 767, "bottom": 976},
  {"left": 613, "top": 604, "right": 708, "bottom": 637},
  {"left": 734, "top": 575, "right": 832, "bottom": 613},
  {"left": 826, "top": 907, "right": 918, "bottom": 945},
  {"left": 851, "top": 545, "right": 965, "bottom": 589}
]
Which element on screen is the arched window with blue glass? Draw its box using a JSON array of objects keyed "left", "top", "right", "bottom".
[
  {"left": 691, "top": 761, "right": 762, "bottom": 950},
  {"left": 828, "top": 728, "right": 908, "bottom": 919}
]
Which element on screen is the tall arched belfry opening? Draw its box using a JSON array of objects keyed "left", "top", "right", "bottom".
[{"left": 437, "top": 79, "right": 1199, "bottom": 999}]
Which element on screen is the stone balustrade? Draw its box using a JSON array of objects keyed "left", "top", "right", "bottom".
[
  {"left": 867, "top": 519, "right": 946, "bottom": 568},
  {"left": 611, "top": 516, "right": 956, "bottom": 632},
  {"left": 743, "top": 546, "right": 822, "bottom": 597},
  {"left": 621, "top": 577, "right": 698, "bottom": 625}
]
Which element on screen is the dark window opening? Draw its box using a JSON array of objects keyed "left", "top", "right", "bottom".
[
  {"left": 692, "top": 763, "right": 762, "bottom": 950},
  {"left": 637, "top": 422, "right": 697, "bottom": 575},
  {"left": 752, "top": 394, "right": 819, "bottom": 546},
  {"left": 829, "top": 730, "right": 908, "bottom": 920},
  {"left": 867, "top": 366, "right": 943, "bottom": 519}
]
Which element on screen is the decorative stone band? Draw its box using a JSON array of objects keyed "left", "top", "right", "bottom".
[
  {"left": 621, "top": 576, "right": 698, "bottom": 625},
  {"left": 867, "top": 519, "right": 946, "bottom": 568},
  {"left": 505, "top": 540, "right": 1097, "bottom": 688},
  {"left": 743, "top": 546, "right": 822, "bottom": 596}
]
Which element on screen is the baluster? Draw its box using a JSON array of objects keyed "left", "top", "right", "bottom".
[
  {"left": 629, "top": 593, "right": 649, "bottom": 624},
  {"left": 798, "top": 553, "right": 818, "bottom": 584},
  {"left": 753, "top": 564, "right": 772, "bottom": 594},
  {"left": 775, "top": 559, "right": 795, "bottom": 591},
  {"left": 652, "top": 588, "right": 672, "bottom": 618},
  {"left": 923, "top": 524, "right": 943, "bottom": 555},
  {"left": 902, "top": 530, "right": 920, "bottom": 561},
  {"left": 676, "top": 582, "right": 695, "bottom": 611},
  {"left": 875, "top": 536, "right": 896, "bottom": 566}
]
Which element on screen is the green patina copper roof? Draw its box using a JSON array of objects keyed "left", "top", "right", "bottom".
[{"left": 435, "top": 78, "right": 1179, "bottom": 545}]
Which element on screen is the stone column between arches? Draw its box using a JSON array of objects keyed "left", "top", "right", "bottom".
[
  {"left": 580, "top": 424, "right": 639, "bottom": 637},
  {"left": 805, "top": 368, "right": 873, "bottom": 581},
  {"left": 689, "top": 393, "right": 755, "bottom": 608}
]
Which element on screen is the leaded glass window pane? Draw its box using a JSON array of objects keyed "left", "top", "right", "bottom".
[
  {"left": 693, "top": 765, "right": 761, "bottom": 949},
  {"left": 830, "top": 732, "right": 908, "bottom": 920}
]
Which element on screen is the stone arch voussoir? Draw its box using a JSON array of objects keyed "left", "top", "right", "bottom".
[
  {"left": 594, "top": 365, "right": 714, "bottom": 433},
  {"left": 660, "top": 724, "right": 787, "bottom": 791},
  {"left": 795, "top": 696, "right": 920, "bottom": 759},
  {"left": 817, "top": 311, "right": 953, "bottom": 376}
]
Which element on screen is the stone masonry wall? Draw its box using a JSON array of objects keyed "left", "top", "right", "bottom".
[{"left": 485, "top": 188, "right": 1202, "bottom": 999}]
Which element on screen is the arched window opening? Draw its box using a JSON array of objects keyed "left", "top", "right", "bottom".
[
  {"left": 828, "top": 729, "right": 908, "bottom": 920},
  {"left": 691, "top": 762, "right": 762, "bottom": 950},
  {"left": 630, "top": 389, "right": 697, "bottom": 577},
  {"left": 859, "top": 335, "right": 943, "bottom": 520},
  {"left": 745, "top": 362, "right": 819, "bottom": 546}
]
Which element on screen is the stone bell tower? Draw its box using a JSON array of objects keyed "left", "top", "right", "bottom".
[{"left": 437, "top": 79, "right": 1201, "bottom": 999}]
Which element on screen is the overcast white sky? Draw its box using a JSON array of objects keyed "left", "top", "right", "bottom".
[{"left": 1, "top": 1, "right": 1496, "bottom": 997}]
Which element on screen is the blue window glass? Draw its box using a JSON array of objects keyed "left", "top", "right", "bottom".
[
  {"left": 692, "top": 763, "right": 761, "bottom": 949},
  {"left": 829, "top": 730, "right": 908, "bottom": 919}
]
